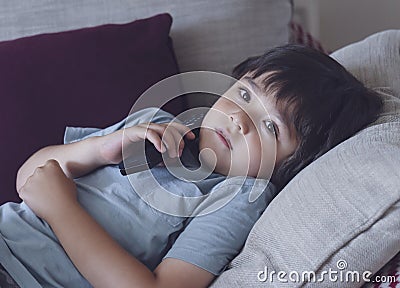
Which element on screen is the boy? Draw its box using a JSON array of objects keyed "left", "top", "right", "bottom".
[{"left": 1, "top": 45, "right": 382, "bottom": 288}]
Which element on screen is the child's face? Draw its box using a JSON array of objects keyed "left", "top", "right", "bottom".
[{"left": 199, "top": 75, "right": 298, "bottom": 179}]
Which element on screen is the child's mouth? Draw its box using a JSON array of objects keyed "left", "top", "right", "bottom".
[{"left": 216, "top": 129, "right": 232, "bottom": 150}]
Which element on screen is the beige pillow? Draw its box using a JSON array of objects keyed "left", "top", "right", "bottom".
[{"left": 331, "top": 30, "right": 400, "bottom": 98}]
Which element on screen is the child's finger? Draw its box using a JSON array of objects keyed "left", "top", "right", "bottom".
[
  {"left": 131, "top": 124, "right": 170, "bottom": 155},
  {"left": 129, "top": 125, "right": 166, "bottom": 153},
  {"left": 145, "top": 129, "right": 166, "bottom": 153},
  {"left": 159, "top": 128, "right": 181, "bottom": 158},
  {"left": 163, "top": 123, "right": 194, "bottom": 157},
  {"left": 142, "top": 122, "right": 194, "bottom": 141},
  {"left": 168, "top": 122, "right": 196, "bottom": 140},
  {"left": 136, "top": 122, "right": 191, "bottom": 158},
  {"left": 145, "top": 125, "right": 180, "bottom": 158},
  {"left": 144, "top": 123, "right": 184, "bottom": 158}
]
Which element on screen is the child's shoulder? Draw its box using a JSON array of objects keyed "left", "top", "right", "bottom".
[
  {"left": 125, "top": 107, "right": 175, "bottom": 126},
  {"left": 210, "top": 176, "right": 278, "bottom": 205}
]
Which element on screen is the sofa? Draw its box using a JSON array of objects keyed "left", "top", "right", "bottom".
[{"left": 0, "top": 1, "right": 399, "bottom": 287}]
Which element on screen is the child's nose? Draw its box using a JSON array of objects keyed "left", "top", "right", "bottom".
[{"left": 229, "top": 111, "right": 250, "bottom": 134}]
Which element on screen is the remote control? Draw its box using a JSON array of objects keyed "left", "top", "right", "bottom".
[{"left": 119, "top": 128, "right": 200, "bottom": 175}]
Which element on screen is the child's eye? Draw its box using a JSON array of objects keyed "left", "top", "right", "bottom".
[
  {"left": 239, "top": 88, "right": 251, "bottom": 102},
  {"left": 264, "top": 120, "right": 277, "bottom": 135}
]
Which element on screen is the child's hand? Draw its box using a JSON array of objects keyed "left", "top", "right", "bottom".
[
  {"left": 18, "top": 159, "right": 78, "bottom": 221},
  {"left": 99, "top": 122, "right": 195, "bottom": 164}
]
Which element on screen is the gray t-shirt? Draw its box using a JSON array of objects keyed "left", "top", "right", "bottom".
[{"left": 0, "top": 108, "right": 277, "bottom": 287}]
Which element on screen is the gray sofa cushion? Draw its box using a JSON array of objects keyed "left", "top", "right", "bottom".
[
  {"left": 331, "top": 30, "right": 400, "bottom": 99},
  {"left": 211, "top": 30, "right": 400, "bottom": 288},
  {"left": 0, "top": 0, "right": 292, "bottom": 75}
]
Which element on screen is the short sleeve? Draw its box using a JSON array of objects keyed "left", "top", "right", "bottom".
[
  {"left": 63, "top": 107, "right": 175, "bottom": 144},
  {"left": 163, "top": 179, "right": 277, "bottom": 275}
]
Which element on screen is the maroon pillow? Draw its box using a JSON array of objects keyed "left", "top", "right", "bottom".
[{"left": 0, "top": 13, "right": 182, "bottom": 204}]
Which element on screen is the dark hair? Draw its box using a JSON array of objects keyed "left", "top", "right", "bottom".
[{"left": 232, "top": 44, "right": 383, "bottom": 190}]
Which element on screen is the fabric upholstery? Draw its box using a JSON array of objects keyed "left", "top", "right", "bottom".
[{"left": 331, "top": 30, "right": 400, "bottom": 99}]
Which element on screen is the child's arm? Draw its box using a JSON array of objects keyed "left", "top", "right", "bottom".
[
  {"left": 18, "top": 160, "right": 215, "bottom": 288},
  {"left": 16, "top": 136, "right": 105, "bottom": 192},
  {"left": 16, "top": 121, "right": 195, "bottom": 192}
]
